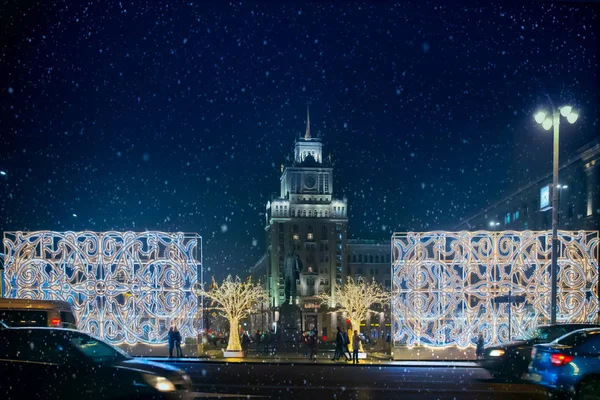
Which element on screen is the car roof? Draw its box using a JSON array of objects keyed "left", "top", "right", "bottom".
[
  {"left": 0, "top": 298, "right": 74, "bottom": 310},
  {"left": 0, "top": 327, "right": 83, "bottom": 337},
  {"left": 539, "top": 323, "right": 600, "bottom": 328}
]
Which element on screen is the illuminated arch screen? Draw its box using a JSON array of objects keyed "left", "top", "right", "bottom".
[
  {"left": 3, "top": 231, "right": 202, "bottom": 345},
  {"left": 392, "top": 231, "right": 599, "bottom": 348}
]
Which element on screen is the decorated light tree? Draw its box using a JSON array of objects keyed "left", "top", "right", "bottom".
[
  {"left": 201, "top": 275, "right": 266, "bottom": 352},
  {"left": 319, "top": 277, "right": 389, "bottom": 352}
]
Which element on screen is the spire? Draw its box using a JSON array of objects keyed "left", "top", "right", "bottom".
[{"left": 304, "top": 105, "right": 311, "bottom": 140}]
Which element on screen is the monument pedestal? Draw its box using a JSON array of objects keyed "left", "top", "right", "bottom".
[{"left": 278, "top": 303, "right": 302, "bottom": 350}]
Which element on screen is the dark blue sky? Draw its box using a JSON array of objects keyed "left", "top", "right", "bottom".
[{"left": 0, "top": 1, "right": 597, "bottom": 277}]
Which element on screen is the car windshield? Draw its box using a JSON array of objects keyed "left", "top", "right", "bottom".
[{"left": 69, "top": 334, "right": 130, "bottom": 363}]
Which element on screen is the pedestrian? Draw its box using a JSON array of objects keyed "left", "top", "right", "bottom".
[
  {"left": 242, "top": 332, "right": 251, "bottom": 358},
  {"left": 343, "top": 329, "right": 352, "bottom": 361},
  {"left": 309, "top": 330, "right": 317, "bottom": 361},
  {"left": 255, "top": 330, "right": 261, "bottom": 352},
  {"left": 168, "top": 326, "right": 176, "bottom": 358},
  {"left": 333, "top": 326, "right": 344, "bottom": 361},
  {"left": 476, "top": 332, "right": 485, "bottom": 359},
  {"left": 263, "top": 330, "right": 270, "bottom": 355},
  {"left": 303, "top": 331, "right": 309, "bottom": 358},
  {"left": 174, "top": 326, "right": 183, "bottom": 357},
  {"left": 352, "top": 330, "right": 362, "bottom": 364}
]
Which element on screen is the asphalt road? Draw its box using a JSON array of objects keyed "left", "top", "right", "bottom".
[{"left": 163, "top": 360, "right": 548, "bottom": 400}]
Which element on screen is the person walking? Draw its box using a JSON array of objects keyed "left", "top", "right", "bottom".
[
  {"left": 476, "top": 332, "right": 485, "bottom": 359},
  {"left": 242, "top": 332, "right": 251, "bottom": 358},
  {"left": 255, "top": 330, "right": 261, "bottom": 353},
  {"left": 263, "top": 330, "right": 270, "bottom": 356},
  {"left": 309, "top": 330, "right": 317, "bottom": 361},
  {"left": 343, "top": 329, "right": 352, "bottom": 361},
  {"left": 352, "top": 330, "right": 362, "bottom": 364},
  {"left": 173, "top": 326, "right": 183, "bottom": 357},
  {"left": 333, "top": 326, "right": 344, "bottom": 361},
  {"left": 168, "top": 326, "right": 176, "bottom": 358}
]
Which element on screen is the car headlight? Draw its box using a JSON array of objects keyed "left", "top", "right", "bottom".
[
  {"left": 142, "top": 374, "right": 176, "bottom": 392},
  {"left": 489, "top": 349, "right": 505, "bottom": 357}
]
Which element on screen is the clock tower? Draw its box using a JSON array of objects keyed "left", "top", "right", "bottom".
[{"left": 264, "top": 107, "right": 348, "bottom": 339}]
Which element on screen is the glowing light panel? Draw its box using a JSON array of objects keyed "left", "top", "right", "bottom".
[
  {"left": 3, "top": 231, "right": 202, "bottom": 345},
  {"left": 392, "top": 231, "right": 599, "bottom": 348}
]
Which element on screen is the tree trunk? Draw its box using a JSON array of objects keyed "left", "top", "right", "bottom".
[{"left": 227, "top": 317, "right": 241, "bottom": 351}]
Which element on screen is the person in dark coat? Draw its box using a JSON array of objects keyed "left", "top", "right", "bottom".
[
  {"left": 333, "top": 326, "right": 344, "bottom": 361},
  {"left": 168, "top": 326, "right": 176, "bottom": 358},
  {"left": 242, "top": 332, "right": 251, "bottom": 358},
  {"left": 255, "top": 330, "right": 261, "bottom": 352},
  {"left": 344, "top": 330, "right": 352, "bottom": 361},
  {"left": 173, "top": 326, "right": 183, "bottom": 357},
  {"left": 309, "top": 330, "right": 317, "bottom": 361},
  {"left": 476, "top": 332, "right": 485, "bottom": 359}
]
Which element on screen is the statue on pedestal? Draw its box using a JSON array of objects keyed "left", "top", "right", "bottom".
[{"left": 283, "top": 248, "right": 302, "bottom": 305}]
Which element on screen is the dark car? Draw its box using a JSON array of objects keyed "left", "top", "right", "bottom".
[
  {"left": 0, "top": 327, "right": 194, "bottom": 400},
  {"left": 479, "top": 324, "right": 599, "bottom": 380},
  {"left": 529, "top": 327, "right": 600, "bottom": 399}
]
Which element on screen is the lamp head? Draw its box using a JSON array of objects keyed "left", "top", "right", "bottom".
[
  {"left": 567, "top": 111, "right": 578, "bottom": 124},
  {"left": 542, "top": 117, "right": 553, "bottom": 130},
  {"left": 534, "top": 111, "right": 547, "bottom": 124},
  {"left": 560, "top": 106, "right": 572, "bottom": 117}
]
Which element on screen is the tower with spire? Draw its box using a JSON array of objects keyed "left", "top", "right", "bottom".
[{"left": 261, "top": 107, "right": 348, "bottom": 337}]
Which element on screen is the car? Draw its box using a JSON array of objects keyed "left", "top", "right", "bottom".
[
  {"left": 479, "top": 323, "right": 599, "bottom": 380},
  {"left": 0, "top": 327, "right": 194, "bottom": 399},
  {"left": 0, "top": 298, "right": 78, "bottom": 329},
  {"left": 529, "top": 327, "right": 600, "bottom": 399}
]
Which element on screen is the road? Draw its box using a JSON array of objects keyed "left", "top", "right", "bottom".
[{"left": 160, "top": 359, "right": 548, "bottom": 400}]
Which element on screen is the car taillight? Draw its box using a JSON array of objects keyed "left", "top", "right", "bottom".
[
  {"left": 50, "top": 318, "right": 61, "bottom": 326},
  {"left": 551, "top": 353, "right": 574, "bottom": 366}
]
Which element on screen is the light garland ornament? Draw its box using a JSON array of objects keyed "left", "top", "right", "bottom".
[
  {"left": 392, "top": 231, "right": 599, "bottom": 348},
  {"left": 200, "top": 275, "right": 266, "bottom": 352},
  {"left": 3, "top": 231, "right": 202, "bottom": 345},
  {"left": 319, "top": 276, "right": 388, "bottom": 352}
]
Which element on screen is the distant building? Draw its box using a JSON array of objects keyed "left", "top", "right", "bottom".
[
  {"left": 455, "top": 138, "right": 600, "bottom": 232},
  {"left": 347, "top": 239, "right": 391, "bottom": 339}
]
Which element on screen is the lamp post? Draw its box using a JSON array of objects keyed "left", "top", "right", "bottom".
[
  {"left": 534, "top": 103, "right": 579, "bottom": 324},
  {"left": 556, "top": 184, "right": 568, "bottom": 226},
  {"left": 489, "top": 221, "right": 500, "bottom": 231}
]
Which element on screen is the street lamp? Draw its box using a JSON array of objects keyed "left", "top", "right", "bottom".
[
  {"left": 534, "top": 101, "right": 579, "bottom": 325},
  {"left": 489, "top": 221, "right": 500, "bottom": 231}
]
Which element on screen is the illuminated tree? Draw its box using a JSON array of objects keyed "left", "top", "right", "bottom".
[
  {"left": 319, "top": 277, "right": 389, "bottom": 351},
  {"left": 200, "top": 275, "right": 266, "bottom": 352}
]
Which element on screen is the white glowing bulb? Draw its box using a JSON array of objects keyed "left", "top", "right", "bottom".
[
  {"left": 542, "top": 117, "right": 553, "bottom": 130},
  {"left": 534, "top": 111, "right": 547, "bottom": 124},
  {"left": 567, "top": 111, "right": 578, "bottom": 124},
  {"left": 560, "top": 106, "right": 572, "bottom": 117}
]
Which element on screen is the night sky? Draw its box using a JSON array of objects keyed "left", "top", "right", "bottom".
[{"left": 0, "top": 1, "right": 598, "bottom": 278}]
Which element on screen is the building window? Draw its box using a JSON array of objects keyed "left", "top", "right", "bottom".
[
  {"left": 359, "top": 254, "right": 363, "bottom": 263},
  {"left": 293, "top": 225, "right": 299, "bottom": 233},
  {"left": 369, "top": 255, "right": 374, "bottom": 263},
  {"left": 523, "top": 206, "right": 528, "bottom": 217},
  {"left": 347, "top": 254, "right": 351, "bottom": 262},
  {"left": 293, "top": 234, "right": 300, "bottom": 241},
  {"left": 321, "top": 226, "right": 327, "bottom": 240},
  {"left": 347, "top": 267, "right": 351, "bottom": 275},
  {"left": 524, "top": 222, "right": 529, "bottom": 230},
  {"left": 505, "top": 213, "right": 511, "bottom": 225},
  {"left": 514, "top": 210, "right": 519, "bottom": 220},
  {"left": 357, "top": 267, "right": 363, "bottom": 275},
  {"left": 375, "top": 255, "right": 379, "bottom": 263},
  {"left": 307, "top": 233, "right": 313, "bottom": 240},
  {"left": 352, "top": 255, "right": 357, "bottom": 262}
]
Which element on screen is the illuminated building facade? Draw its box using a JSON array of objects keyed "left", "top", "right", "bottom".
[
  {"left": 2, "top": 231, "right": 202, "bottom": 345},
  {"left": 259, "top": 108, "right": 348, "bottom": 338},
  {"left": 392, "top": 231, "right": 599, "bottom": 348}
]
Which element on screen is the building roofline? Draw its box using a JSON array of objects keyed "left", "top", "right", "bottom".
[{"left": 453, "top": 138, "right": 598, "bottom": 230}]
